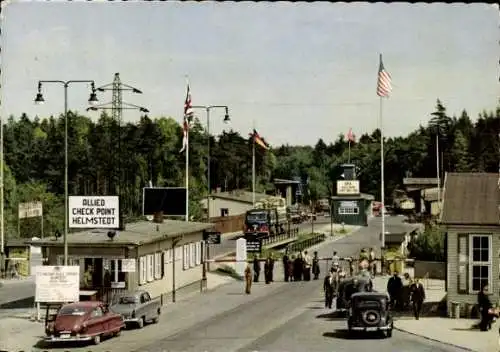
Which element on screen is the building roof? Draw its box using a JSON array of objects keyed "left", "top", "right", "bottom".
[
  {"left": 331, "top": 193, "right": 374, "bottom": 200},
  {"left": 403, "top": 178, "right": 439, "bottom": 185},
  {"left": 273, "top": 178, "right": 301, "bottom": 185},
  {"left": 440, "top": 173, "right": 500, "bottom": 226},
  {"left": 209, "top": 190, "right": 269, "bottom": 205},
  {"left": 27, "top": 220, "right": 214, "bottom": 247}
]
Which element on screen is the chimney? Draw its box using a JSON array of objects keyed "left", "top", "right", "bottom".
[{"left": 153, "top": 211, "right": 164, "bottom": 224}]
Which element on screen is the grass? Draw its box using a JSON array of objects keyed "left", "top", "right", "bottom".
[{"left": 215, "top": 265, "right": 244, "bottom": 281}]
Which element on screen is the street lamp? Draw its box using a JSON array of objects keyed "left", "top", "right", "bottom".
[
  {"left": 191, "top": 105, "right": 230, "bottom": 220},
  {"left": 34, "top": 80, "right": 98, "bottom": 266}
]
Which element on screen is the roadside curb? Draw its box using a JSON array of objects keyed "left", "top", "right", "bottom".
[{"left": 393, "top": 326, "right": 477, "bottom": 351}]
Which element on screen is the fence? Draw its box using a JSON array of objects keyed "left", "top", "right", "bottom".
[
  {"left": 286, "top": 233, "right": 326, "bottom": 254},
  {"left": 210, "top": 214, "right": 245, "bottom": 233},
  {"left": 261, "top": 227, "right": 299, "bottom": 246}
]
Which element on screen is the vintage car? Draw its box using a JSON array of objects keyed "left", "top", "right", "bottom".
[
  {"left": 347, "top": 292, "right": 393, "bottom": 338},
  {"left": 45, "top": 301, "right": 124, "bottom": 345},
  {"left": 336, "top": 276, "right": 373, "bottom": 310},
  {"left": 110, "top": 290, "right": 161, "bottom": 328}
]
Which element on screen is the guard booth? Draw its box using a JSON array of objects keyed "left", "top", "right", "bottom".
[{"left": 330, "top": 164, "right": 373, "bottom": 226}]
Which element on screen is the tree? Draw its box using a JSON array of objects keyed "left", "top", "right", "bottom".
[{"left": 451, "top": 130, "right": 471, "bottom": 172}]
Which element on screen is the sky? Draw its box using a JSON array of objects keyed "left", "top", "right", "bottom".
[{"left": 1, "top": 1, "right": 499, "bottom": 146}]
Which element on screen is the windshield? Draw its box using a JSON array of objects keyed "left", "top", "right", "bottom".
[
  {"left": 355, "top": 300, "right": 382, "bottom": 309},
  {"left": 246, "top": 212, "right": 267, "bottom": 222},
  {"left": 58, "top": 306, "right": 90, "bottom": 316},
  {"left": 118, "top": 296, "right": 137, "bottom": 304}
]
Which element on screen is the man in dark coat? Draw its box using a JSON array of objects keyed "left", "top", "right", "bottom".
[
  {"left": 282, "top": 251, "right": 290, "bottom": 282},
  {"left": 264, "top": 258, "right": 272, "bottom": 284},
  {"left": 252, "top": 256, "right": 261, "bottom": 283},
  {"left": 324, "top": 268, "right": 336, "bottom": 309},
  {"left": 312, "top": 251, "right": 320, "bottom": 280},
  {"left": 387, "top": 271, "right": 403, "bottom": 310},
  {"left": 410, "top": 278, "right": 425, "bottom": 319},
  {"left": 269, "top": 254, "right": 275, "bottom": 282},
  {"left": 478, "top": 283, "right": 499, "bottom": 331},
  {"left": 293, "top": 254, "right": 303, "bottom": 281}
]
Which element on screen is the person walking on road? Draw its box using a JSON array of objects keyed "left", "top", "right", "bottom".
[
  {"left": 252, "top": 256, "right": 260, "bottom": 283},
  {"left": 287, "top": 255, "right": 294, "bottom": 282},
  {"left": 293, "top": 254, "right": 303, "bottom": 281},
  {"left": 369, "top": 248, "right": 376, "bottom": 276},
  {"left": 268, "top": 254, "right": 275, "bottom": 282},
  {"left": 387, "top": 271, "right": 403, "bottom": 310},
  {"left": 410, "top": 278, "right": 425, "bottom": 320},
  {"left": 478, "top": 283, "right": 499, "bottom": 331},
  {"left": 244, "top": 265, "right": 253, "bottom": 294},
  {"left": 283, "top": 251, "right": 290, "bottom": 282},
  {"left": 264, "top": 258, "right": 272, "bottom": 284},
  {"left": 324, "top": 268, "right": 336, "bottom": 309},
  {"left": 312, "top": 251, "right": 320, "bottom": 280},
  {"left": 303, "top": 251, "right": 312, "bottom": 281}
]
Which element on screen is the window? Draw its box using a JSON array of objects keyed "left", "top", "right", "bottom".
[
  {"left": 146, "top": 255, "right": 154, "bottom": 282},
  {"left": 189, "top": 243, "right": 196, "bottom": 268},
  {"left": 90, "top": 307, "right": 104, "bottom": 318},
  {"left": 175, "top": 247, "right": 182, "bottom": 262},
  {"left": 183, "top": 245, "right": 189, "bottom": 270},
  {"left": 469, "top": 234, "right": 492, "bottom": 293},
  {"left": 164, "top": 249, "right": 173, "bottom": 264},
  {"left": 338, "top": 207, "right": 359, "bottom": 215},
  {"left": 110, "top": 259, "right": 125, "bottom": 283},
  {"left": 220, "top": 208, "right": 229, "bottom": 217},
  {"left": 154, "top": 252, "right": 163, "bottom": 280},
  {"left": 195, "top": 242, "right": 202, "bottom": 265},
  {"left": 139, "top": 256, "right": 146, "bottom": 285}
]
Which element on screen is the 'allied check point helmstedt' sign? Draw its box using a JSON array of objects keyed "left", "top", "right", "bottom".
[{"left": 69, "top": 196, "right": 119, "bottom": 229}]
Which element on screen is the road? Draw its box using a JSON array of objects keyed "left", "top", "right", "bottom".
[{"left": 44, "top": 215, "right": 465, "bottom": 352}]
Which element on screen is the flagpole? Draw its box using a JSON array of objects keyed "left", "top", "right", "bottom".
[
  {"left": 252, "top": 122, "right": 256, "bottom": 206},
  {"left": 184, "top": 75, "right": 190, "bottom": 222},
  {"left": 348, "top": 140, "right": 351, "bottom": 164},
  {"left": 380, "top": 97, "right": 385, "bottom": 249},
  {"left": 436, "top": 133, "right": 441, "bottom": 208}
]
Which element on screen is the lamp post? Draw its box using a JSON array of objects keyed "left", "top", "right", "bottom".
[
  {"left": 35, "top": 80, "right": 98, "bottom": 266},
  {"left": 191, "top": 105, "right": 230, "bottom": 220},
  {"left": 87, "top": 104, "right": 149, "bottom": 228}
]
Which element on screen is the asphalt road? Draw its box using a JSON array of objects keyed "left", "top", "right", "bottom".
[{"left": 80, "top": 216, "right": 464, "bottom": 352}]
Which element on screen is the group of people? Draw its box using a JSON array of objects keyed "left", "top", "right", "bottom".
[{"left": 387, "top": 271, "right": 426, "bottom": 319}]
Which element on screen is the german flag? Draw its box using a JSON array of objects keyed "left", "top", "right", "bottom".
[{"left": 249, "top": 129, "right": 269, "bottom": 150}]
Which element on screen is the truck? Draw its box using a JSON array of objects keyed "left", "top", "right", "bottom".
[{"left": 244, "top": 196, "right": 289, "bottom": 238}]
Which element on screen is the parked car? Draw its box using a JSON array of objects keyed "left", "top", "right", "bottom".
[
  {"left": 110, "top": 290, "right": 161, "bottom": 328},
  {"left": 45, "top": 301, "right": 124, "bottom": 345},
  {"left": 347, "top": 292, "right": 393, "bottom": 338}
]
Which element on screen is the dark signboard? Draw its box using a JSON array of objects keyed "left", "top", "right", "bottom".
[
  {"left": 143, "top": 187, "right": 187, "bottom": 216},
  {"left": 246, "top": 239, "right": 262, "bottom": 253},
  {"left": 203, "top": 231, "right": 221, "bottom": 245}
]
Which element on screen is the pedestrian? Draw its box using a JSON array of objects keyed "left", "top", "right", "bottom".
[
  {"left": 293, "top": 254, "right": 303, "bottom": 281},
  {"left": 410, "top": 278, "right": 425, "bottom": 320},
  {"left": 478, "top": 283, "right": 499, "bottom": 331},
  {"left": 324, "top": 268, "right": 335, "bottom": 309},
  {"left": 369, "top": 248, "right": 376, "bottom": 276},
  {"left": 269, "top": 254, "right": 275, "bottom": 282},
  {"left": 303, "top": 251, "right": 312, "bottom": 281},
  {"left": 252, "top": 256, "right": 260, "bottom": 283},
  {"left": 244, "top": 265, "right": 253, "bottom": 294},
  {"left": 387, "top": 271, "right": 403, "bottom": 310},
  {"left": 283, "top": 251, "right": 290, "bottom": 282},
  {"left": 264, "top": 258, "right": 272, "bottom": 284},
  {"left": 312, "top": 251, "right": 320, "bottom": 280},
  {"left": 287, "top": 255, "right": 294, "bottom": 282}
]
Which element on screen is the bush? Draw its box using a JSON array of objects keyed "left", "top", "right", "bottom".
[
  {"left": 215, "top": 265, "right": 243, "bottom": 281},
  {"left": 408, "top": 226, "right": 445, "bottom": 261}
]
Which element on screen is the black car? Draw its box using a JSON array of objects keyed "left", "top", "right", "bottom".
[
  {"left": 336, "top": 276, "right": 373, "bottom": 310},
  {"left": 347, "top": 292, "right": 393, "bottom": 338}
]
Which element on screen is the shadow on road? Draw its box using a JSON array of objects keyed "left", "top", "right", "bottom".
[
  {"left": 323, "top": 329, "right": 385, "bottom": 340},
  {"left": 0, "top": 296, "right": 34, "bottom": 309},
  {"left": 316, "top": 311, "right": 347, "bottom": 321}
]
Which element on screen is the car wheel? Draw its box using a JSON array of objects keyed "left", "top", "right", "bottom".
[
  {"left": 137, "top": 317, "right": 144, "bottom": 329},
  {"left": 93, "top": 334, "right": 101, "bottom": 345},
  {"left": 114, "top": 329, "right": 121, "bottom": 337},
  {"left": 152, "top": 311, "right": 160, "bottom": 324}
]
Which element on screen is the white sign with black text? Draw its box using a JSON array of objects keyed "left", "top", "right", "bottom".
[
  {"left": 121, "top": 259, "right": 136, "bottom": 273},
  {"left": 18, "top": 201, "right": 43, "bottom": 219},
  {"left": 69, "top": 196, "right": 119, "bottom": 229},
  {"left": 336, "top": 180, "right": 360, "bottom": 195},
  {"left": 35, "top": 266, "right": 80, "bottom": 303}
]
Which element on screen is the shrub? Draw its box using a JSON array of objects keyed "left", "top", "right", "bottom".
[{"left": 408, "top": 225, "right": 445, "bottom": 261}]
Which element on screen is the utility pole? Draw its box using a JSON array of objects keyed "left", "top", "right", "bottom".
[{"left": 89, "top": 73, "right": 147, "bottom": 229}]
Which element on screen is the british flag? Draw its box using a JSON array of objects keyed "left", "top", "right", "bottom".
[{"left": 180, "top": 84, "right": 193, "bottom": 153}]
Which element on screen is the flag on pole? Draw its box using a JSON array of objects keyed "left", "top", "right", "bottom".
[
  {"left": 346, "top": 128, "right": 355, "bottom": 143},
  {"left": 249, "top": 129, "right": 269, "bottom": 150},
  {"left": 180, "top": 84, "right": 193, "bottom": 153},
  {"left": 376, "top": 54, "right": 392, "bottom": 98}
]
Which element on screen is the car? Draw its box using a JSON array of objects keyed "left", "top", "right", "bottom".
[
  {"left": 45, "top": 301, "right": 124, "bottom": 345},
  {"left": 347, "top": 292, "right": 393, "bottom": 338},
  {"left": 110, "top": 290, "right": 161, "bottom": 328},
  {"left": 336, "top": 276, "right": 373, "bottom": 310}
]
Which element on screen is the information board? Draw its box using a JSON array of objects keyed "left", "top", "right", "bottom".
[
  {"left": 35, "top": 266, "right": 80, "bottom": 303},
  {"left": 69, "top": 196, "right": 119, "bottom": 229},
  {"left": 203, "top": 231, "right": 221, "bottom": 244},
  {"left": 246, "top": 239, "right": 262, "bottom": 254},
  {"left": 18, "top": 201, "right": 43, "bottom": 219},
  {"left": 336, "top": 180, "right": 360, "bottom": 195},
  {"left": 121, "top": 259, "right": 136, "bottom": 273}
]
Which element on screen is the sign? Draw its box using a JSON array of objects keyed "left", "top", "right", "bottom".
[
  {"left": 235, "top": 238, "right": 247, "bottom": 276},
  {"left": 35, "top": 266, "right": 80, "bottom": 303},
  {"left": 69, "top": 196, "right": 119, "bottom": 229},
  {"left": 203, "top": 231, "right": 221, "bottom": 244},
  {"left": 121, "top": 259, "right": 136, "bottom": 273},
  {"left": 340, "top": 201, "right": 358, "bottom": 208},
  {"left": 337, "top": 180, "right": 360, "bottom": 195},
  {"left": 246, "top": 239, "right": 262, "bottom": 254},
  {"left": 18, "top": 201, "right": 43, "bottom": 219}
]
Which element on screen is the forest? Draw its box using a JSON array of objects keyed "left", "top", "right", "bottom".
[{"left": 3, "top": 99, "right": 500, "bottom": 240}]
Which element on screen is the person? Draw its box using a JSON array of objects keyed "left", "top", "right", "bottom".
[
  {"left": 293, "top": 254, "right": 303, "bottom": 281},
  {"left": 387, "top": 271, "right": 403, "bottom": 310},
  {"left": 324, "top": 268, "right": 336, "bottom": 309},
  {"left": 264, "top": 258, "right": 272, "bottom": 284},
  {"left": 410, "top": 278, "right": 425, "bottom": 320},
  {"left": 244, "top": 265, "right": 253, "bottom": 294},
  {"left": 252, "top": 256, "right": 261, "bottom": 283},
  {"left": 369, "top": 248, "right": 376, "bottom": 276},
  {"left": 83, "top": 265, "right": 93, "bottom": 288},
  {"left": 283, "top": 251, "right": 290, "bottom": 282},
  {"left": 269, "top": 254, "right": 275, "bottom": 282},
  {"left": 312, "top": 251, "right": 320, "bottom": 280},
  {"left": 303, "top": 251, "right": 312, "bottom": 281},
  {"left": 478, "top": 283, "right": 499, "bottom": 331},
  {"left": 331, "top": 251, "right": 340, "bottom": 271},
  {"left": 287, "top": 255, "right": 294, "bottom": 282}
]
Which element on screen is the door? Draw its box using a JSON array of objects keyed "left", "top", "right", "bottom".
[{"left": 88, "top": 306, "right": 106, "bottom": 335}]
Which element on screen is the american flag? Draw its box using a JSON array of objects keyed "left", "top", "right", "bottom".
[
  {"left": 180, "top": 84, "right": 193, "bottom": 153},
  {"left": 377, "top": 54, "right": 392, "bottom": 98},
  {"left": 346, "top": 128, "right": 355, "bottom": 142}
]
